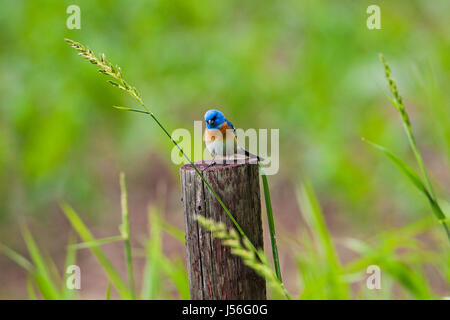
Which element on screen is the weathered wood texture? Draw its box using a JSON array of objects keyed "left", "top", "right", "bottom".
[{"left": 180, "top": 161, "right": 266, "bottom": 300}]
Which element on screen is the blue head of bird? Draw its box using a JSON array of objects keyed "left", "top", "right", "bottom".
[{"left": 204, "top": 109, "right": 226, "bottom": 130}]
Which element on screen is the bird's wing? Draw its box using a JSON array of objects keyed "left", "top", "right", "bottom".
[
  {"left": 219, "top": 120, "right": 237, "bottom": 138},
  {"left": 226, "top": 121, "right": 263, "bottom": 161},
  {"left": 226, "top": 120, "right": 237, "bottom": 137}
]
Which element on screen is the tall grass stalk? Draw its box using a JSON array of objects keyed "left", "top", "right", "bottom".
[
  {"left": 119, "top": 172, "right": 135, "bottom": 299},
  {"left": 141, "top": 208, "right": 163, "bottom": 299},
  {"left": 260, "top": 168, "right": 282, "bottom": 282},
  {"left": 62, "top": 233, "right": 77, "bottom": 299},
  {"left": 27, "top": 276, "right": 38, "bottom": 300},
  {"left": 105, "top": 282, "right": 111, "bottom": 300},
  {"left": 370, "top": 54, "right": 450, "bottom": 243},
  {"left": 20, "top": 224, "right": 60, "bottom": 299},
  {"left": 64, "top": 39, "right": 270, "bottom": 270}
]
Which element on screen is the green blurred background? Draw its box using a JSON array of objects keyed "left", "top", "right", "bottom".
[{"left": 0, "top": 0, "right": 449, "bottom": 298}]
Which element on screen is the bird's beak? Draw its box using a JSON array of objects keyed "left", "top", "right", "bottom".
[{"left": 207, "top": 120, "right": 213, "bottom": 125}]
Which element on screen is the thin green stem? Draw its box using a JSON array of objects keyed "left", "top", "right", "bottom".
[
  {"left": 120, "top": 173, "right": 135, "bottom": 299},
  {"left": 105, "top": 282, "right": 111, "bottom": 300},
  {"left": 260, "top": 168, "right": 282, "bottom": 282},
  {"left": 404, "top": 129, "right": 435, "bottom": 197},
  {"left": 405, "top": 129, "right": 450, "bottom": 238},
  {"left": 379, "top": 54, "right": 450, "bottom": 243}
]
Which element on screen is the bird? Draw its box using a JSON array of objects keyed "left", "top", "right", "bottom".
[{"left": 203, "top": 109, "right": 261, "bottom": 168}]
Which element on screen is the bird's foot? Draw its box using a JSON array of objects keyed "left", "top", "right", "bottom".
[{"left": 202, "top": 160, "right": 216, "bottom": 171}]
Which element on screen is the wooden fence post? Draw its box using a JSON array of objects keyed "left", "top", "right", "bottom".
[{"left": 180, "top": 161, "right": 266, "bottom": 300}]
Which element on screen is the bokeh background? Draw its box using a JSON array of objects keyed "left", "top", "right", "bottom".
[{"left": 0, "top": 0, "right": 449, "bottom": 299}]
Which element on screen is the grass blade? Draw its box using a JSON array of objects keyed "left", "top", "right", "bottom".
[
  {"left": 70, "top": 236, "right": 124, "bottom": 250},
  {"left": 27, "top": 276, "right": 38, "bottom": 300},
  {"left": 297, "top": 182, "right": 350, "bottom": 299},
  {"left": 62, "top": 233, "right": 77, "bottom": 299},
  {"left": 343, "top": 233, "right": 434, "bottom": 299},
  {"left": 21, "top": 225, "right": 60, "bottom": 300},
  {"left": 61, "top": 203, "right": 132, "bottom": 299},
  {"left": 260, "top": 168, "right": 282, "bottom": 281},
  {"left": 160, "top": 257, "right": 190, "bottom": 300},
  {"left": 379, "top": 54, "right": 449, "bottom": 243},
  {"left": 105, "top": 282, "right": 111, "bottom": 300},
  {"left": 160, "top": 221, "right": 185, "bottom": 245},
  {"left": 141, "top": 208, "right": 163, "bottom": 300},
  {"left": 0, "top": 242, "right": 54, "bottom": 300},
  {"left": 364, "top": 139, "right": 446, "bottom": 222},
  {"left": 0, "top": 243, "right": 34, "bottom": 272},
  {"left": 119, "top": 172, "right": 135, "bottom": 299}
]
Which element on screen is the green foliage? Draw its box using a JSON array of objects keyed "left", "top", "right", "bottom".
[
  {"left": 2, "top": 176, "right": 448, "bottom": 299},
  {"left": 365, "top": 55, "right": 449, "bottom": 242},
  {"left": 1, "top": 0, "right": 448, "bottom": 224},
  {"left": 1, "top": 174, "right": 189, "bottom": 300},
  {"left": 119, "top": 172, "right": 136, "bottom": 298},
  {"left": 260, "top": 169, "right": 282, "bottom": 282},
  {"left": 0, "top": 227, "right": 77, "bottom": 300},
  {"left": 61, "top": 174, "right": 189, "bottom": 300},
  {"left": 142, "top": 208, "right": 189, "bottom": 300},
  {"left": 296, "top": 183, "right": 350, "bottom": 299},
  {"left": 342, "top": 217, "right": 441, "bottom": 299},
  {"left": 293, "top": 184, "right": 447, "bottom": 300},
  {"left": 62, "top": 202, "right": 133, "bottom": 299}
]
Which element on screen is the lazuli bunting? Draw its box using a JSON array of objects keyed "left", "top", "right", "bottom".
[{"left": 204, "top": 109, "right": 261, "bottom": 166}]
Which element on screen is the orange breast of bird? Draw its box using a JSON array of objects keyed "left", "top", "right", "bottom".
[
  {"left": 205, "top": 122, "right": 235, "bottom": 143},
  {"left": 204, "top": 128, "right": 220, "bottom": 144}
]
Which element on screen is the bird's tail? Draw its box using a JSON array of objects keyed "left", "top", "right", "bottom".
[{"left": 237, "top": 146, "right": 264, "bottom": 162}]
